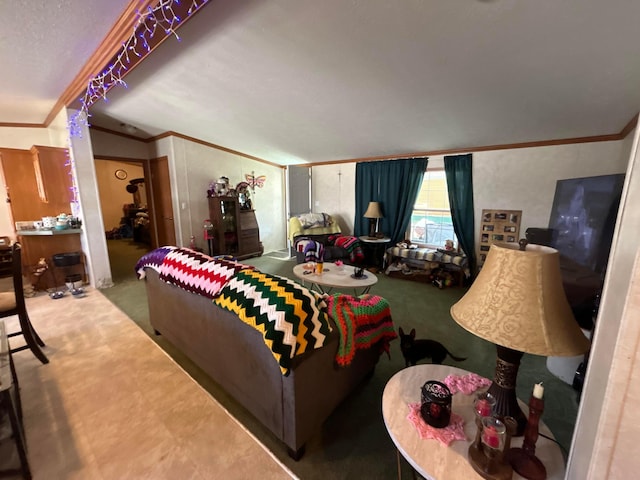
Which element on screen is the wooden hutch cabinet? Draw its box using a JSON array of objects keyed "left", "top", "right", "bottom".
[{"left": 207, "top": 196, "right": 262, "bottom": 259}]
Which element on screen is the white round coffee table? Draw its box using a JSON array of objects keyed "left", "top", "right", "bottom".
[{"left": 292, "top": 262, "right": 377, "bottom": 295}]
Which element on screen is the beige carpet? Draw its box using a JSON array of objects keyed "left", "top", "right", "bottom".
[{"left": 1, "top": 288, "right": 296, "bottom": 479}]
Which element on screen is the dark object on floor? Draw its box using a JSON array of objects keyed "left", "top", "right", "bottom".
[
  {"left": 399, "top": 327, "right": 466, "bottom": 366},
  {"left": 429, "top": 268, "right": 456, "bottom": 288}
]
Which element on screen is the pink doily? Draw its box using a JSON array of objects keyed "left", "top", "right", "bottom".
[
  {"left": 443, "top": 373, "right": 491, "bottom": 395},
  {"left": 407, "top": 403, "right": 467, "bottom": 446}
]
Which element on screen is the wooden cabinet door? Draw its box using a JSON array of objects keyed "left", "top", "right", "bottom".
[
  {"left": 239, "top": 210, "right": 261, "bottom": 256},
  {"left": 149, "top": 156, "right": 176, "bottom": 248},
  {"left": 31, "top": 146, "right": 73, "bottom": 216},
  {"left": 0, "top": 147, "right": 41, "bottom": 222},
  {"left": 208, "top": 197, "right": 240, "bottom": 256}
]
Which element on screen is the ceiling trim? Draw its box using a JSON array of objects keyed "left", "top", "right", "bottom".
[
  {"left": 45, "top": 0, "right": 158, "bottom": 127},
  {"left": 620, "top": 113, "right": 639, "bottom": 138},
  {"left": 151, "top": 131, "right": 286, "bottom": 169},
  {"left": 0, "top": 122, "right": 46, "bottom": 128},
  {"left": 302, "top": 128, "right": 637, "bottom": 167},
  {"left": 94, "top": 154, "right": 147, "bottom": 163}
]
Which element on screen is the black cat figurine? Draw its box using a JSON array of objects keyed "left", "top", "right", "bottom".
[{"left": 399, "top": 327, "right": 467, "bottom": 366}]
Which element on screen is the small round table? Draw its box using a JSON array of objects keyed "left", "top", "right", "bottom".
[
  {"left": 382, "top": 365, "right": 566, "bottom": 480},
  {"left": 358, "top": 236, "right": 391, "bottom": 271},
  {"left": 292, "top": 262, "right": 378, "bottom": 295}
]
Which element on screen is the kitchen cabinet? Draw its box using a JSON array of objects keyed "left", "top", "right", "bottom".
[
  {"left": 0, "top": 146, "right": 72, "bottom": 223},
  {"left": 208, "top": 196, "right": 262, "bottom": 259}
]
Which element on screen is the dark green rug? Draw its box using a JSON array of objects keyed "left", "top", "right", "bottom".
[{"left": 102, "top": 240, "right": 577, "bottom": 479}]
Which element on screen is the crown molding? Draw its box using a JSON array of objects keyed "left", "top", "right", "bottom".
[{"left": 45, "top": 0, "right": 158, "bottom": 127}]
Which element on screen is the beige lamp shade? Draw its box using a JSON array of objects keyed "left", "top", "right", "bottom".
[
  {"left": 450, "top": 242, "right": 590, "bottom": 356},
  {"left": 363, "top": 201, "right": 383, "bottom": 219}
]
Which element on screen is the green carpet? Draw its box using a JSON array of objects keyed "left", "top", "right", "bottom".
[{"left": 102, "top": 240, "right": 578, "bottom": 479}]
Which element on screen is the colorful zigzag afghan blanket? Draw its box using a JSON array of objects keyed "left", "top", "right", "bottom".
[
  {"left": 135, "top": 247, "right": 253, "bottom": 299},
  {"left": 328, "top": 235, "right": 365, "bottom": 264},
  {"left": 294, "top": 238, "right": 325, "bottom": 263},
  {"left": 135, "top": 246, "right": 177, "bottom": 278},
  {"left": 214, "top": 269, "right": 332, "bottom": 375},
  {"left": 325, "top": 293, "right": 397, "bottom": 367}
]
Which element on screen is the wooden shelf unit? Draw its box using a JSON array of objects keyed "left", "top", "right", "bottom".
[{"left": 207, "top": 196, "right": 262, "bottom": 259}]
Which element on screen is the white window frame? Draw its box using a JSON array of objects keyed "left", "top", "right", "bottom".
[{"left": 407, "top": 168, "right": 458, "bottom": 250}]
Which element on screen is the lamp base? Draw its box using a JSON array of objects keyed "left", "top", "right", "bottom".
[
  {"left": 468, "top": 443, "right": 514, "bottom": 480},
  {"left": 506, "top": 447, "right": 547, "bottom": 480},
  {"left": 368, "top": 219, "right": 376, "bottom": 238},
  {"left": 487, "top": 345, "right": 528, "bottom": 436}
]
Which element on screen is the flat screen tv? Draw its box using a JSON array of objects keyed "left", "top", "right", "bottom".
[{"left": 548, "top": 173, "right": 625, "bottom": 275}]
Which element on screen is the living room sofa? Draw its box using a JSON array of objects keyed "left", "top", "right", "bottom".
[{"left": 138, "top": 248, "right": 387, "bottom": 459}]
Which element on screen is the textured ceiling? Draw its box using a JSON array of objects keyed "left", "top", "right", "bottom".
[
  {"left": 3, "top": 0, "right": 640, "bottom": 165},
  {"left": 0, "top": 0, "right": 131, "bottom": 124}
]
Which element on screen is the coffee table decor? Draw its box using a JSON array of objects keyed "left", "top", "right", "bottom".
[
  {"left": 420, "top": 380, "right": 452, "bottom": 428},
  {"left": 406, "top": 403, "right": 466, "bottom": 446},
  {"left": 443, "top": 372, "right": 492, "bottom": 395},
  {"left": 468, "top": 413, "right": 518, "bottom": 480}
]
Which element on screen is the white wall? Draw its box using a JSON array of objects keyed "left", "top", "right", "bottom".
[
  {"left": 312, "top": 163, "right": 356, "bottom": 234},
  {"left": 0, "top": 126, "right": 56, "bottom": 150},
  {"left": 90, "top": 129, "right": 149, "bottom": 159},
  {"left": 149, "top": 136, "right": 287, "bottom": 253}
]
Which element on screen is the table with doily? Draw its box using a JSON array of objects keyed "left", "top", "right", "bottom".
[{"left": 382, "top": 365, "right": 566, "bottom": 480}]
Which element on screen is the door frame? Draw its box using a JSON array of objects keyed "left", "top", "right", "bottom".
[{"left": 148, "top": 155, "right": 176, "bottom": 248}]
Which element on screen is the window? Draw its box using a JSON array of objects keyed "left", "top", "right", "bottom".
[{"left": 408, "top": 169, "right": 457, "bottom": 248}]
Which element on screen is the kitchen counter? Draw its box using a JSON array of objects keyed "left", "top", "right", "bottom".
[
  {"left": 17, "top": 230, "right": 85, "bottom": 290},
  {"left": 17, "top": 228, "right": 82, "bottom": 236}
]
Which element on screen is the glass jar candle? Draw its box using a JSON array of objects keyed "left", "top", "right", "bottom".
[
  {"left": 474, "top": 391, "right": 496, "bottom": 418},
  {"left": 420, "top": 380, "right": 452, "bottom": 428}
]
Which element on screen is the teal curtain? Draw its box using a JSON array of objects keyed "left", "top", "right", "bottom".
[
  {"left": 355, "top": 158, "right": 428, "bottom": 244},
  {"left": 444, "top": 154, "right": 476, "bottom": 276}
]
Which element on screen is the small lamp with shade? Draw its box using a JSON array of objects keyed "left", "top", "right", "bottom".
[{"left": 363, "top": 201, "right": 383, "bottom": 238}]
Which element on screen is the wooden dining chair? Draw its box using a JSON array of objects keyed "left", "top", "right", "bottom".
[{"left": 0, "top": 242, "right": 49, "bottom": 364}]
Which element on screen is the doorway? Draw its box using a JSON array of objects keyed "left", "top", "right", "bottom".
[
  {"left": 94, "top": 157, "right": 153, "bottom": 284},
  {"left": 286, "top": 165, "right": 311, "bottom": 256}
]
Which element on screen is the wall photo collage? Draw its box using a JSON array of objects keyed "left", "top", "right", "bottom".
[{"left": 478, "top": 209, "right": 522, "bottom": 266}]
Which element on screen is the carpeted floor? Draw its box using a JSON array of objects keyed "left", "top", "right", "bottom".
[{"left": 100, "top": 239, "right": 579, "bottom": 479}]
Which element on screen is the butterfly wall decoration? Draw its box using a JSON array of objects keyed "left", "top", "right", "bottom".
[{"left": 245, "top": 172, "right": 266, "bottom": 191}]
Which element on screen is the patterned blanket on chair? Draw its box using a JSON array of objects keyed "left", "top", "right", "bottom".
[
  {"left": 328, "top": 235, "right": 365, "bottom": 264},
  {"left": 214, "top": 269, "right": 332, "bottom": 375},
  {"left": 294, "top": 238, "right": 325, "bottom": 263},
  {"left": 135, "top": 247, "right": 253, "bottom": 299},
  {"left": 325, "top": 293, "right": 397, "bottom": 366}
]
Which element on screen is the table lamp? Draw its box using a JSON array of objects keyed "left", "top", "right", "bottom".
[
  {"left": 450, "top": 240, "right": 590, "bottom": 435},
  {"left": 363, "top": 201, "right": 383, "bottom": 238}
]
